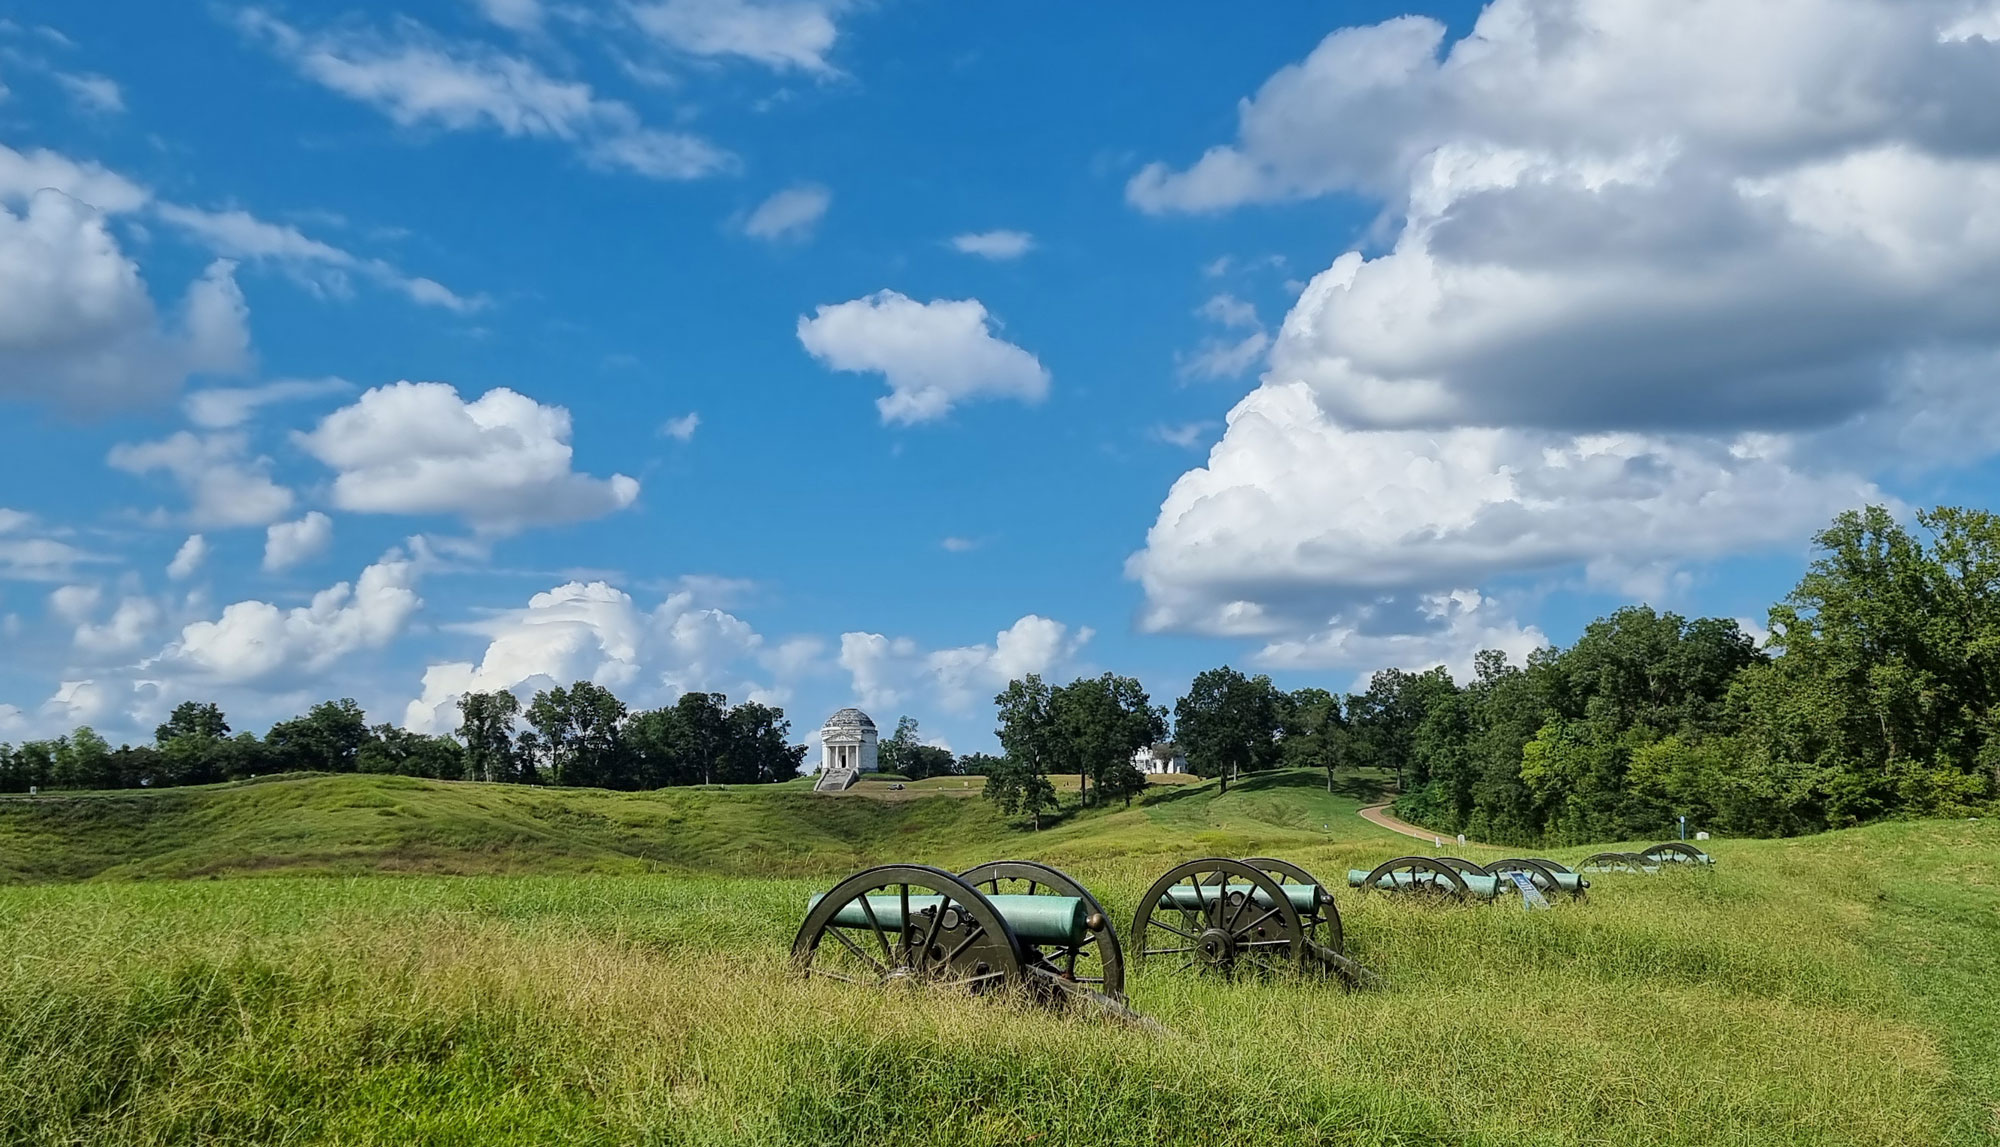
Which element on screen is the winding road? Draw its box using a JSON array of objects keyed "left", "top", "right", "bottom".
[{"left": 1359, "top": 802, "right": 1480, "bottom": 846}]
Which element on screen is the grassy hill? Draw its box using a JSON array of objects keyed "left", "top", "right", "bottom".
[
  {"left": 2, "top": 771, "right": 1996, "bottom": 1146},
  {"left": 0, "top": 768, "right": 1406, "bottom": 884}
]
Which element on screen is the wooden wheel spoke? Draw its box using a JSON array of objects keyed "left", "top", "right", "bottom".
[
  {"left": 825, "top": 924, "right": 888, "bottom": 972},
  {"left": 916, "top": 894, "right": 950, "bottom": 968},
  {"left": 1231, "top": 905, "right": 1281, "bottom": 941},
  {"left": 1148, "top": 918, "right": 1199, "bottom": 941},
  {"left": 897, "top": 884, "right": 912, "bottom": 963},
  {"left": 942, "top": 925, "right": 987, "bottom": 964},
  {"left": 1144, "top": 945, "right": 1196, "bottom": 956},
  {"left": 856, "top": 894, "right": 895, "bottom": 965}
]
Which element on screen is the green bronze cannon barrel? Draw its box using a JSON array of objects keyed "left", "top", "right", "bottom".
[
  {"left": 1348, "top": 867, "right": 1502, "bottom": 900},
  {"left": 1157, "top": 882, "right": 1322, "bottom": 914},
  {"left": 809, "top": 891, "right": 1088, "bottom": 945}
]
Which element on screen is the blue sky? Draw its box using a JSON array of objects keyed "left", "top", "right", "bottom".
[{"left": 4, "top": 0, "right": 1999, "bottom": 756}]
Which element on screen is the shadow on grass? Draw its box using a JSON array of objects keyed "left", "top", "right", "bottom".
[{"left": 1133, "top": 767, "right": 1394, "bottom": 811}]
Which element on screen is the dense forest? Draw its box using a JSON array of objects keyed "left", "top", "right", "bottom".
[{"left": 6, "top": 506, "right": 1998, "bottom": 843}]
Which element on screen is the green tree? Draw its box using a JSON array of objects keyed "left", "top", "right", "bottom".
[
  {"left": 358, "top": 725, "right": 465, "bottom": 779},
  {"left": 717, "top": 701, "right": 806, "bottom": 784},
  {"left": 457, "top": 691, "right": 522, "bottom": 783},
  {"left": 1281, "top": 687, "right": 1346, "bottom": 792},
  {"left": 266, "top": 699, "right": 371, "bottom": 773},
  {"left": 523, "top": 682, "right": 630, "bottom": 788},
  {"left": 1051, "top": 673, "right": 1165, "bottom": 807},
  {"left": 1174, "top": 666, "right": 1283, "bottom": 794},
  {"left": 982, "top": 756, "right": 1058, "bottom": 829},
  {"left": 155, "top": 701, "right": 229, "bottom": 745}
]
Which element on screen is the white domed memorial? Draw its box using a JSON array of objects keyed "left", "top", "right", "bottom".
[{"left": 812, "top": 708, "right": 878, "bottom": 793}]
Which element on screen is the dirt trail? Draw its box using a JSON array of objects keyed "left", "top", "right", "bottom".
[{"left": 1358, "top": 803, "right": 1481, "bottom": 846}]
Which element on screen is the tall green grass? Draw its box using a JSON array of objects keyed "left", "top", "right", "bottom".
[{"left": 3, "top": 809, "right": 1995, "bottom": 1145}]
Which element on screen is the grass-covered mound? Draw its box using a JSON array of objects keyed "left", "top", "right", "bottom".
[
  {"left": 1, "top": 771, "right": 1995, "bottom": 1145},
  {"left": 0, "top": 768, "right": 1403, "bottom": 883}
]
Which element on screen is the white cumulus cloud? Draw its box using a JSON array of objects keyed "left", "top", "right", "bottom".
[
  {"left": 0, "top": 190, "right": 249, "bottom": 411},
  {"left": 108, "top": 431, "right": 296, "bottom": 528},
  {"left": 1127, "top": 0, "right": 2000, "bottom": 678},
  {"left": 159, "top": 548, "right": 423, "bottom": 683},
  {"left": 264, "top": 511, "right": 333, "bottom": 572},
  {"left": 295, "top": 381, "right": 640, "bottom": 533},
  {"left": 839, "top": 615, "right": 1092, "bottom": 714},
  {"left": 166, "top": 534, "right": 208, "bottom": 581},
  {"left": 402, "top": 580, "right": 784, "bottom": 732},
  {"left": 797, "top": 290, "right": 1050, "bottom": 424}
]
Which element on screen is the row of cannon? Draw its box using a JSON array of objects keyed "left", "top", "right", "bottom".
[{"left": 790, "top": 843, "right": 1713, "bottom": 1022}]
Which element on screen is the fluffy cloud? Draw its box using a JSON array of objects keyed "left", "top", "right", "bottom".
[
  {"left": 264, "top": 511, "right": 333, "bottom": 572},
  {"left": 155, "top": 204, "right": 479, "bottom": 312},
  {"left": 631, "top": 0, "right": 845, "bottom": 73},
  {"left": 108, "top": 431, "right": 296, "bottom": 528},
  {"left": 742, "top": 184, "right": 830, "bottom": 242},
  {"left": 75, "top": 596, "right": 163, "bottom": 656},
  {"left": 402, "top": 580, "right": 785, "bottom": 732},
  {"left": 0, "top": 190, "right": 249, "bottom": 411},
  {"left": 1134, "top": 382, "right": 1879, "bottom": 631},
  {"left": 1131, "top": 0, "right": 2000, "bottom": 436},
  {"left": 159, "top": 549, "right": 422, "bottom": 682},
  {"left": 1128, "top": 0, "right": 2000, "bottom": 677},
  {"left": 951, "top": 230, "right": 1035, "bottom": 260},
  {"left": 0, "top": 143, "right": 147, "bottom": 213},
  {"left": 839, "top": 615, "right": 1092, "bottom": 713},
  {"left": 797, "top": 290, "right": 1050, "bottom": 424},
  {"left": 295, "top": 382, "right": 640, "bottom": 533},
  {"left": 238, "top": 10, "right": 732, "bottom": 181},
  {"left": 166, "top": 534, "right": 207, "bottom": 581}
]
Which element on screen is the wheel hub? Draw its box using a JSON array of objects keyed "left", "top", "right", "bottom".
[{"left": 1196, "top": 926, "right": 1235, "bottom": 969}]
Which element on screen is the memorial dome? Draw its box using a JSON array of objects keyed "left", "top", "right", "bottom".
[{"left": 822, "top": 707, "right": 877, "bottom": 733}]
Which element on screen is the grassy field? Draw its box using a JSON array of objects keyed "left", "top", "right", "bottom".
[{"left": 2, "top": 770, "right": 1996, "bottom": 1146}]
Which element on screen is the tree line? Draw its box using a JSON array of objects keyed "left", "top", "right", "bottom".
[
  {"left": 9, "top": 505, "right": 1997, "bottom": 842},
  {"left": 974, "top": 506, "right": 2000, "bottom": 842},
  {"left": 0, "top": 684, "right": 807, "bottom": 793}
]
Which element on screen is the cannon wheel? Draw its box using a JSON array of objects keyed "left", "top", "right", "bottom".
[
  {"left": 1435, "top": 856, "right": 1492, "bottom": 877},
  {"left": 793, "top": 864, "right": 1023, "bottom": 993},
  {"left": 1579, "top": 851, "right": 1646, "bottom": 874},
  {"left": 1528, "top": 857, "right": 1574, "bottom": 874},
  {"left": 1488, "top": 857, "right": 1579, "bottom": 901},
  {"left": 1239, "top": 857, "right": 1345, "bottom": 960},
  {"left": 960, "top": 860, "right": 1125, "bottom": 1000},
  {"left": 1641, "top": 842, "right": 1712, "bottom": 866},
  {"left": 1132, "top": 857, "right": 1306, "bottom": 976},
  {"left": 1360, "top": 855, "right": 1471, "bottom": 902}
]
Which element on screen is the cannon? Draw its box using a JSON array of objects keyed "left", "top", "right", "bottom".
[
  {"left": 1578, "top": 851, "right": 1655, "bottom": 874},
  {"left": 1641, "top": 842, "right": 1713, "bottom": 866},
  {"left": 1487, "top": 857, "right": 1589, "bottom": 899},
  {"left": 792, "top": 862, "right": 1144, "bottom": 1022},
  {"left": 1129, "top": 857, "right": 1366, "bottom": 983},
  {"left": 1349, "top": 855, "right": 1502, "bottom": 901}
]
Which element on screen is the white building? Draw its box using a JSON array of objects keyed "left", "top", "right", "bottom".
[
  {"left": 1132, "top": 741, "right": 1187, "bottom": 775},
  {"left": 813, "top": 708, "right": 878, "bottom": 792}
]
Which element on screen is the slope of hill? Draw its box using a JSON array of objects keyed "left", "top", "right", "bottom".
[{"left": 0, "top": 768, "right": 1407, "bottom": 884}]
